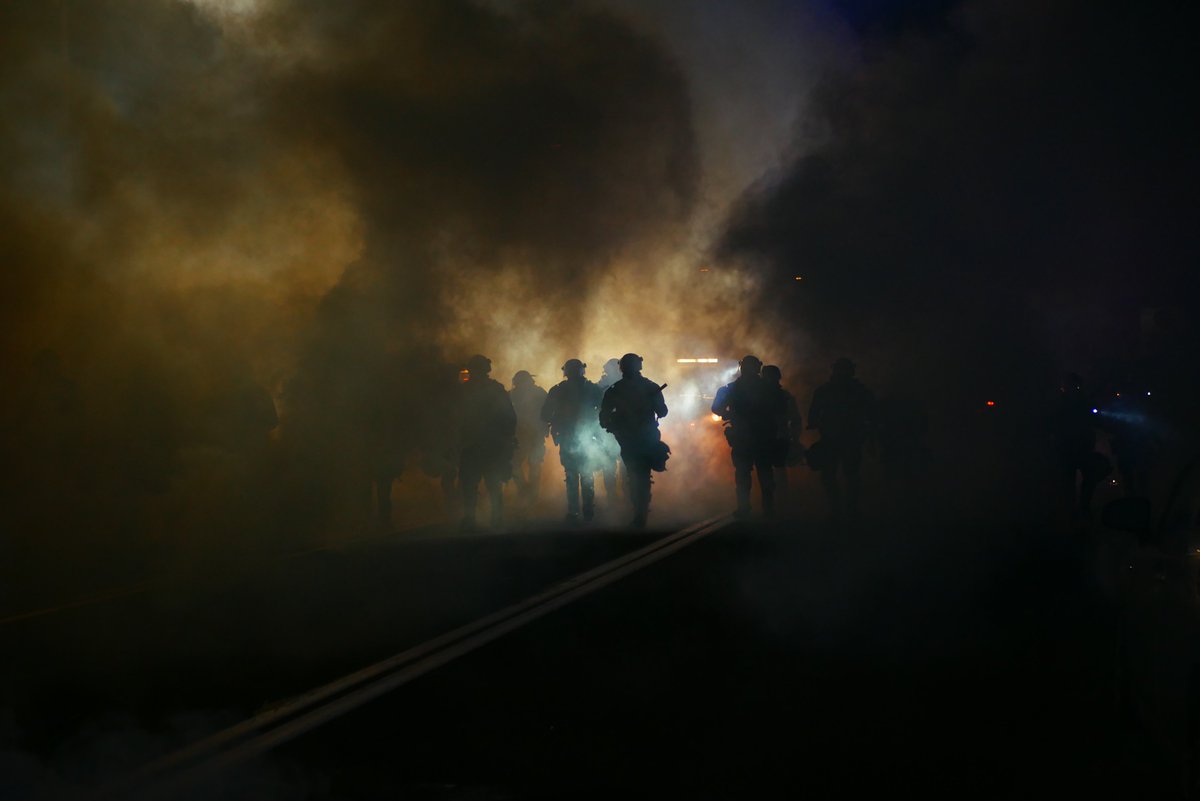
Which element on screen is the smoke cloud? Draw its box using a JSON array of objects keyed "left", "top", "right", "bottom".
[{"left": 0, "top": 0, "right": 768, "bottom": 559}]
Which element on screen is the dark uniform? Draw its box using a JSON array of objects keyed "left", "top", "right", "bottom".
[
  {"left": 509, "top": 371, "right": 549, "bottom": 504},
  {"left": 762, "top": 364, "right": 803, "bottom": 496},
  {"left": 808, "top": 357, "right": 875, "bottom": 520},
  {"left": 599, "top": 353, "right": 668, "bottom": 528},
  {"left": 713, "top": 355, "right": 784, "bottom": 518},
  {"left": 457, "top": 355, "right": 517, "bottom": 530},
  {"left": 541, "top": 360, "right": 603, "bottom": 522},
  {"left": 596, "top": 358, "right": 623, "bottom": 499}
]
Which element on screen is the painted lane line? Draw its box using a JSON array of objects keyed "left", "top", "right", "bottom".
[{"left": 96, "top": 516, "right": 728, "bottom": 800}]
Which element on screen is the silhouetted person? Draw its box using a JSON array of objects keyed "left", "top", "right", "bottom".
[
  {"left": 712, "top": 355, "right": 783, "bottom": 519},
  {"left": 762, "top": 364, "right": 803, "bottom": 498},
  {"left": 808, "top": 357, "right": 875, "bottom": 521},
  {"left": 599, "top": 353, "right": 668, "bottom": 528},
  {"left": 457, "top": 355, "right": 517, "bottom": 531},
  {"left": 596, "top": 357, "right": 623, "bottom": 499},
  {"left": 541, "top": 359, "right": 603, "bottom": 523},
  {"left": 509, "top": 370, "right": 549, "bottom": 504},
  {"left": 1049, "top": 372, "right": 1105, "bottom": 521}
]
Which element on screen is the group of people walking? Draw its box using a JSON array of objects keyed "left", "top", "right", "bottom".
[
  {"left": 451, "top": 351, "right": 876, "bottom": 530},
  {"left": 456, "top": 352, "right": 669, "bottom": 530},
  {"left": 711, "top": 355, "right": 874, "bottom": 521}
]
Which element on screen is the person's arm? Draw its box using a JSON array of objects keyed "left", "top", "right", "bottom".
[
  {"left": 654, "top": 387, "right": 668, "bottom": 419},
  {"left": 711, "top": 385, "right": 729, "bottom": 418},
  {"left": 598, "top": 386, "right": 615, "bottom": 432},
  {"left": 497, "top": 384, "right": 517, "bottom": 436},
  {"left": 787, "top": 394, "right": 802, "bottom": 436}
]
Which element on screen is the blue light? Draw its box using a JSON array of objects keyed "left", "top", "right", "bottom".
[{"left": 1091, "top": 408, "right": 1098, "bottom": 414}]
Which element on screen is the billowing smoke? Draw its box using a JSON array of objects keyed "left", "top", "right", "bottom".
[
  {"left": 717, "top": 0, "right": 1200, "bottom": 501},
  {"left": 1, "top": 0, "right": 803, "bottom": 559}
]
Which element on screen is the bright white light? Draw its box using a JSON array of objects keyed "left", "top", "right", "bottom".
[{"left": 676, "top": 358, "right": 719, "bottom": 364}]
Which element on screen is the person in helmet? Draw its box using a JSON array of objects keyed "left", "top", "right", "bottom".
[
  {"left": 541, "top": 359, "right": 603, "bottom": 523},
  {"left": 509, "top": 370, "right": 549, "bottom": 505},
  {"left": 457, "top": 355, "right": 517, "bottom": 530},
  {"left": 807, "top": 357, "right": 875, "bottom": 522},
  {"left": 596, "top": 358, "right": 624, "bottom": 500},
  {"left": 598, "top": 353, "right": 669, "bottom": 528},
  {"left": 712, "top": 355, "right": 784, "bottom": 519}
]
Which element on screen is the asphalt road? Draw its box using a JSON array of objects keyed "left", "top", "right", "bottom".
[{"left": 1, "top": 510, "right": 1178, "bottom": 800}]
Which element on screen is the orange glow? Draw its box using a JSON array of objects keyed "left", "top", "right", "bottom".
[
  {"left": 459, "top": 369, "right": 469, "bottom": 382},
  {"left": 793, "top": 275, "right": 803, "bottom": 281},
  {"left": 710, "top": 413, "right": 721, "bottom": 423},
  {"left": 985, "top": 400, "right": 995, "bottom": 407}
]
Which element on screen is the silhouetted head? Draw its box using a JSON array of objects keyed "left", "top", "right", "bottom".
[
  {"left": 618, "top": 353, "right": 643, "bottom": 376},
  {"left": 603, "top": 358, "right": 621, "bottom": 378},
  {"left": 831, "top": 357, "right": 856, "bottom": 380},
  {"left": 762, "top": 365, "right": 782, "bottom": 386},
  {"left": 562, "top": 359, "right": 586, "bottom": 379},
  {"left": 465, "top": 354, "right": 492, "bottom": 379},
  {"left": 512, "top": 370, "right": 534, "bottom": 388},
  {"left": 739, "top": 355, "right": 763, "bottom": 377}
]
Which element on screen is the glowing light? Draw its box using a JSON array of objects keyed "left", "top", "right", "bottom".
[
  {"left": 698, "top": 267, "right": 710, "bottom": 273},
  {"left": 1146, "top": 391, "right": 1152, "bottom": 397},
  {"left": 1091, "top": 408, "right": 1098, "bottom": 414},
  {"left": 710, "top": 413, "right": 721, "bottom": 423},
  {"left": 459, "top": 369, "right": 469, "bottom": 382},
  {"left": 793, "top": 276, "right": 803, "bottom": 281},
  {"left": 985, "top": 400, "right": 996, "bottom": 407},
  {"left": 676, "top": 358, "right": 719, "bottom": 364}
]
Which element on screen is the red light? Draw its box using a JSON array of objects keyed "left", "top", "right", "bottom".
[{"left": 986, "top": 400, "right": 996, "bottom": 407}]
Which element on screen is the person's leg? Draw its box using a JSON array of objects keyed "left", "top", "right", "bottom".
[
  {"left": 510, "top": 450, "right": 527, "bottom": 494},
  {"left": 631, "top": 467, "right": 651, "bottom": 527},
  {"left": 564, "top": 468, "right": 580, "bottom": 519},
  {"left": 732, "top": 446, "right": 752, "bottom": 517},
  {"left": 527, "top": 457, "right": 542, "bottom": 502},
  {"left": 459, "top": 455, "right": 480, "bottom": 528},
  {"left": 581, "top": 471, "right": 595, "bottom": 521},
  {"left": 485, "top": 469, "right": 504, "bottom": 528}
]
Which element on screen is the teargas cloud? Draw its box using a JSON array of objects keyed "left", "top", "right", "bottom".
[{"left": 1, "top": 0, "right": 798, "bottom": 552}]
